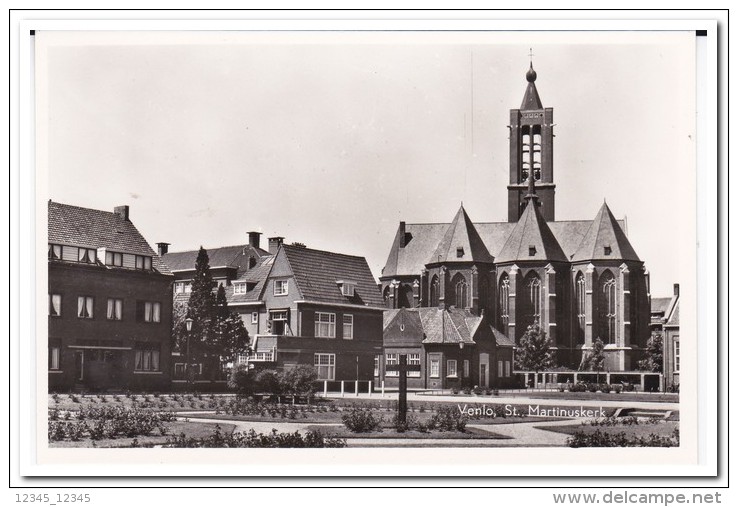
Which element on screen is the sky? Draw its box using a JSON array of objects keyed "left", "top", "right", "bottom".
[{"left": 36, "top": 31, "right": 696, "bottom": 297}]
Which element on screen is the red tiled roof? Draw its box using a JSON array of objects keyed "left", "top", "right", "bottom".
[
  {"left": 48, "top": 200, "right": 171, "bottom": 275},
  {"left": 282, "top": 244, "right": 384, "bottom": 307}
]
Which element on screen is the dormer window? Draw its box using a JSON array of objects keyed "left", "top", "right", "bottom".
[
  {"left": 456, "top": 247, "right": 464, "bottom": 258},
  {"left": 233, "top": 282, "right": 247, "bottom": 295},
  {"left": 529, "top": 245, "right": 537, "bottom": 256},
  {"left": 604, "top": 246, "right": 612, "bottom": 256},
  {"left": 78, "top": 248, "right": 97, "bottom": 264},
  {"left": 134, "top": 255, "right": 152, "bottom": 270},
  {"left": 105, "top": 251, "right": 123, "bottom": 267},
  {"left": 337, "top": 280, "right": 356, "bottom": 297},
  {"left": 48, "top": 244, "right": 63, "bottom": 260}
]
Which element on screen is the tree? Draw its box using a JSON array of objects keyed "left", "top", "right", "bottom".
[
  {"left": 638, "top": 332, "right": 664, "bottom": 373},
  {"left": 187, "top": 247, "right": 216, "bottom": 358},
  {"left": 211, "top": 284, "right": 250, "bottom": 365},
  {"left": 514, "top": 322, "right": 556, "bottom": 387},
  {"left": 580, "top": 337, "right": 606, "bottom": 383}
]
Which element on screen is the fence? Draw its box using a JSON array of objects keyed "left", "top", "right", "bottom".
[{"left": 515, "top": 371, "right": 664, "bottom": 391}]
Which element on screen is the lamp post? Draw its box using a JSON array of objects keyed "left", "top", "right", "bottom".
[{"left": 185, "top": 316, "right": 193, "bottom": 392}]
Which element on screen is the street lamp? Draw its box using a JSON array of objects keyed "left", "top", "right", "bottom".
[{"left": 185, "top": 316, "right": 193, "bottom": 391}]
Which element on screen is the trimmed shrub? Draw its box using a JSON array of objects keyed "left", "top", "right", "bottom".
[{"left": 341, "top": 406, "right": 384, "bottom": 433}]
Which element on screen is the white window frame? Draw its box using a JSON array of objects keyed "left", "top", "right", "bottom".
[
  {"left": 274, "top": 279, "right": 289, "bottom": 296},
  {"left": 408, "top": 353, "right": 421, "bottom": 378},
  {"left": 107, "top": 298, "right": 123, "bottom": 321},
  {"left": 341, "top": 283, "right": 356, "bottom": 297},
  {"left": 385, "top": 353, "right": 399, "bottom": 377},
  {"left": 674, "top": 339, "right": 680, "bottom": 372},
  {"left": 49, "top": 346, "right": 61, "bottom": 370},
  {"left": 429, "top": 358, "right": 440, "bottom": 378},
  {"left": 49, "top": 294, "right": 62, "bottom": 317},
  {"left": 77, "top": 296, "right": 94, "bottom": 319},
  {"left": 314, "top": 312, "right": 336, "bottom": 338},
  {"left": 447, "top": 359, "right": 458, "bottom": 378},
  {"left": 251, "top": 312, "right": 258, "bottom": 324},
  {"left": 143, "top": 301, "right": 161, "bottom": 323},
  {"left": 342, "top": 314, "right": 354, "bottom": 339},
  {"left": 374, "top": 355, "right": 380, "bottom": 377},
  {"left": 314, "top": 353, "right": 335, "bottom": 381},
  {"left": 233, "top": 283, "right": 247, "bottom": 295}
]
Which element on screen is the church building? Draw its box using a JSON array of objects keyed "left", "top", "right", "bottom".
[{"left": 379, "top": 62, "right": 651, "bottom": 378}]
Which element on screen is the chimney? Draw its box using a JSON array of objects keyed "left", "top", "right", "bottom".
[
  {"left": 399, "top": 221, "right": 407, "bottom": 248},
  {"left": 114, "top": 205, "right": 130, "bottom": 221},
  {"left": 268, "top": 236, "right": 284, "bottom": 255},
  {"left": 248, "top": 231, "right": 262, "bottom": 249},
  {"left": 673, "top": 283, "right": 680, "bottom": 297},
  {"left": 157, "top": 242, "right": 170, "bottom": 256}
]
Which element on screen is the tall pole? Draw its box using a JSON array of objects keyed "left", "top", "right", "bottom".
[{"left": 186, "top": 329, "right": 191, "bottom": 392}]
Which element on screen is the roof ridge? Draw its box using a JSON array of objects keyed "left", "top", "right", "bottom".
[
  {"left": 283, "top": 243, "right": 367, "bottom": 260},
  {"left": 50, "top": 200, "right": 120, "bottom": 217}
]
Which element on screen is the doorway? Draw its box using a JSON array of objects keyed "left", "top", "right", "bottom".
[{"left": 479, "top": 353, "right": 489, "bottom": 388}]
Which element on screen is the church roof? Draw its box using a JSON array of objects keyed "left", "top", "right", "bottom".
[
  {"left": 429, "top": 206, "right": 494, "bottom": 265},
  {"left": 382, "top": 217, "right": 626, "bottom": 278},
  {"left": 496, "top": 199, "right": 568, "bottom": 263},
  {"left": 570, "top": 202, "right": 640, "bottom": 262}
]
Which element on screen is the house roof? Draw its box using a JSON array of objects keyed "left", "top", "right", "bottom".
[
  {"left": 496, "top": 199, "right": 568, "bottom": 263},
  {"left": 48, "top": 200, "right": 171, "bottom": 275},
  {"left": 419, "top": 307, "right": 479, "bottom": 345},
  {"left": 492, "top": 327, "right": 515, "bottom": 347},
  {"left": 162, "top": 244, "right": 271, "bottom": 275},
  {"left": 383, "top": 308, "right": 425, "bottom": 345},
  {"left": 429, "top": 206, "right": 494, "bottom": 265},
  {"left": 381, "top": 217, "right": 628, "bottom": 278},
  {"left": 650, "top": 297, "right": 672, "bottom": 316},
  {"left": 281, "top": 244, "right": 384, "bottom": 307},
  {"left": 229, "top": 257, "right": 274, "bottom": 304},
  {"left": 570, "top": 202, "right": 640, "bottom": 262},
  {"left": 664, "top": 299, "right": 680, "bottom": 327}
]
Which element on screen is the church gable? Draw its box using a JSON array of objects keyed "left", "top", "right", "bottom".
[
  {"left": 429, "top": 206, "right": 494, "bottom": 265},
  {"left": 496, "top": 201, "right": 567, "bottom": 264}
]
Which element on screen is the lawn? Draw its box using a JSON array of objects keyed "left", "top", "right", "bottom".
[
  {"left": 303, "top": 424, "right": 509, "bottom": 440},
  {"left": 538, "top": 421, "right": 679, "bottom": 439}
]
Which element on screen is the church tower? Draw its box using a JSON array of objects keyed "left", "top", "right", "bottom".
[{"left": 507, "top": 60, "right": 556, "bottom": 222}]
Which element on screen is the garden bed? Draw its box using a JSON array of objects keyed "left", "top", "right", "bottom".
[{"left": 303, "top": 424, "right": 508, "bottom": 440}]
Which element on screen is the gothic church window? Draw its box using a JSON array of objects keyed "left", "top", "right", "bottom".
[
  {"left": 452, "top": 273, "right": 468, "bottom": 309},
  {"left": 598, "top": 270, "right": 617, "bottom": 344},
  {"left": 499, "top": 274, "right": 510, "bottom": 326},
  {"left": 429, "top": 275, "right": 440, "bottom": 307},
  {"left": 525, "top": 273, "right": 541, "bottom": 324},
  {"left": 575, "top": 272, "right": 586, "bottom": 344}
]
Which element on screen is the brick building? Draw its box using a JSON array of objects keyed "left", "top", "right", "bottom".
[
  {"left": 48, "top": 201, "right": 174, "bottom": 392},
  {"left": 652, "top": 284, "right": 680, "bottom": 390},
  {"left": 163, "top": 239, "right": 384, "bottom": 383},
  {"left": 379, "top": 63, "right": 652, "bottom": 374}
]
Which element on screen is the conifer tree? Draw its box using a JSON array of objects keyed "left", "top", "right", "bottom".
[
  {"left": 638, "top": 332, "right": 664, "bottom": 373},
  {"left": 211, "top": 284, "right": 249, "bottom": 364}
]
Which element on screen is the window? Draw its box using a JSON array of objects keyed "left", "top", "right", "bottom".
[
  {"left": 604, "top": 246, "right": 612, "bottom": 256},
  {"left": 142, "top": 301, "right": 161, "bottom": 323},
  {"left": 374, "top": 356, "right": 380, "bottom": 377},
  {"left": 526, "top": 274, "right": 541, "bottom": 324},
  {"left": 674, "top": 340, "right": 680, "bottom": 372},
  {"left": 77, "top": 296, "right": 94, "bottom": 319},
  {"left": 269, "top": 310, "right": 288, "bottom": 335},
  {"left": 174, "top": 282, "right": 185, "bottom": 294},
  {"left": 340, "top": 282, "right": 356, "bottom": 297},
  {"left": 529, "top": 245, "right": 537, "bottom": 256},
  {"left": 184, "top": 283, "right": 192, "bottom": 294},
  {"left": 49, "top": 347, "right": 60, "bottom": 370},
  {"left": 452, "top": 274, "right": 468, "bottom": 309},
  {"left": 49, "top": 294, "right": 62, "bottom": 317},
  {"left": 134, "top": 345, "right": 160, "bottom": 372},
  {"left": 429, "top": 358, "right": 440, "bottom": 378},
  {"left": 505, "top": 361, "right": 511, "bottom": 377},
  {"left": 408, "top": 354, "right": 421, "bottom": 378},
  {"left": 314, "top": 353, "right": 335, "bottom": 381},
  {"left": 78, "top": 247, "right": 96, "bottom": 264},
  {"left": 342, "top": 314, "right": 354, "bottom": 339},
  {"left": 233, "top": 283, "right": 247, "bottom": 294},
  {"left": 447, "top": 359, "right": 458, "bottom": 378},
  {"left": 48, "top": 244, "right": 62, "bottom": 260},
  {"left": 498, "top": 360, "right": 504, "bottom": 377},
  {"left": 521, "top": 128, "right": 531, "bottom": 182},
  {"left": 499, "top": 274, "right": 510, "bottom": 326},
  {"left": 251, "top": 312, "right": 258, "bottom": 324},
  {"left": 314, "top": 312, "right": 336, "bottom": 338},
  {"left": 598, "top": 271, "right": 617, "bottom": 344},
  {"left": 385, "top": 353, "right": 399, "bottom": 377},
  {"left": 456, "top": 247, "right": 464, "bottom": 258},
  {"left": 429, "top": 275, "right": 440, "bottom": 307},
  {"left": 105, "top": 251, "right": 123, "bottom": 266},
  {"left": 107, "top": 298, "right": 123, "bottom": 321},
  {"left": 274, "top": 279, "right": 288, "bottom": 296},
  {"left": 253, "top": 350, "right": 274, "bottom": 362},
  {"left": 135, "top": 255, "right": 152, "bottom": 270},
  {"left": 463, "top": 360, "right": 470, "bottom": 378},
  {"left": 575, "top": 272, "right": 586, "bottom": 343}
]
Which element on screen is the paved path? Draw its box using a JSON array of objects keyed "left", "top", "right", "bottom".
[
  {"left": 323, "top": 392, "right": 679, "bottom": 412},
  {"left": 176, "top": 412, "right": 574, "bottom": 447}
]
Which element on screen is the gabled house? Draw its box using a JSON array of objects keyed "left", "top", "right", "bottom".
[
  {"left": 380, "top": 307, "right": 514, "bottom": 390},
  {"left": 251, "top": 244, "right": 385, "bottom": 382},
  {"left": 48, "top": 201, "right": 174, "bottom": 392}
]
